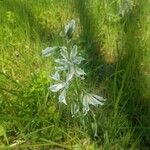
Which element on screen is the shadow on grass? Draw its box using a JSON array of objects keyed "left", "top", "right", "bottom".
[
  {"left": 74, "top": 0, "right": 106, "bottom": 65},
  {"left": 74, "top": 0, "right": 150, "bottom": 148},
  {"left": 116, "top": 2, "right": 150, "bottom": 147},
  {"left": 73, "top": 0, "right": 116, "bottom": 84}
]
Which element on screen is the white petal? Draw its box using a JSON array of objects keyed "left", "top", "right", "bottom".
[
  {"left": 82, "top": 93, "right": 105, "bottom": 115},
  {"left": 88, "top": 93, "right": 105, "bottom": 106},
  {"left": 55, "top": 59, "right": 66, "bottom": 65},
  {"left": 82, "top": 94, "right": 90, "bottom": 114},
  {"left": 66, "top": 64, "right": 75, "bottom": 81},
  {"left": 64, "top": 24, "right": 70, "bottom": 35},
  {"left": 42, "top": 46, "right": 58, "bottom": 57},
  {"left": 71, "top": 103, "right": 79, "bottom": 117},
  {"left": 59, "top": 89, "right": 67, "bottom": 105},
  {"left": 60, "top": 47, "right": 68, "bottom": 59},
  {"left": 75, "top": 66, "right": 86, "bottom": 76},
  {"left": 51, "top": 72, "right": 60, "bottom": 81},
  {"left": 89, "top": 96, "right": 104, "bottom": 106},
  {"left": 66, "top": 71, "right": 74, "bottom": 82},
  {"left": 49, "top": 82, "right": 66, "bottom": 92},
  {"left": 64, "top": 19, "right": 75, "bottom": 37},
  {"left": 72, "top": 56, "right": 85, "bottom": 64},
  {"left": 55, "top": 66, "right": 66, "bottom": 71},
  {"left": 92, "top": 94, "right": 106, "bottom": 102},
  {"left": 70, "top": 45, "right": 77, "bottom": 58}
]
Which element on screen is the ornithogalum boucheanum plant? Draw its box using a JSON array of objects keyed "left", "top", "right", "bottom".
[{"left": 42, "top": 19, "right": 106, "bottom": 117}]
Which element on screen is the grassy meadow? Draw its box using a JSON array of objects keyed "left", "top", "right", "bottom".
[{"left": 0, "top": 0, "right": 150, "bottom": 149}]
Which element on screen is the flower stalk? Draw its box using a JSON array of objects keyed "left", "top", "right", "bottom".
[{"left": 42, "top": 19, "right": 106, "bottom": 117}]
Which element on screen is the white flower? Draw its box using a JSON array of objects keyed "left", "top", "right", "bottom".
[
  {"left": 82, "top": 93, "right": 106, "bottom": 115},
  {"left": 64, "top": 19, "right": 75, "bottom": 38},
  {"left": 66, "top": 64, "right": 86, "bottom": 81},
  {"left": 49, "top": 82, "right": 69, "bottom": 105},
  {"left": 55, "top": 45, "right": 85, "bottom": 81}
]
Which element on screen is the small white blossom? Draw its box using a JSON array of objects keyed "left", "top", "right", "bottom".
[
  {"left": 64, "top": 19, "right": 75, "bottom": 38},
  {"left": 82, "top": 93, "right": 106, "bottom": 114}
]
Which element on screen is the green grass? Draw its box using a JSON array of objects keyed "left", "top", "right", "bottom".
[{"left": 0, "top": 0, "right": 150, "bottom": 149}]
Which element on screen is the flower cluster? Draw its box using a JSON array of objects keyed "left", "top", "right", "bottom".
[{"left": 42, "top": 19, "right": 106, "bottom": 115}]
